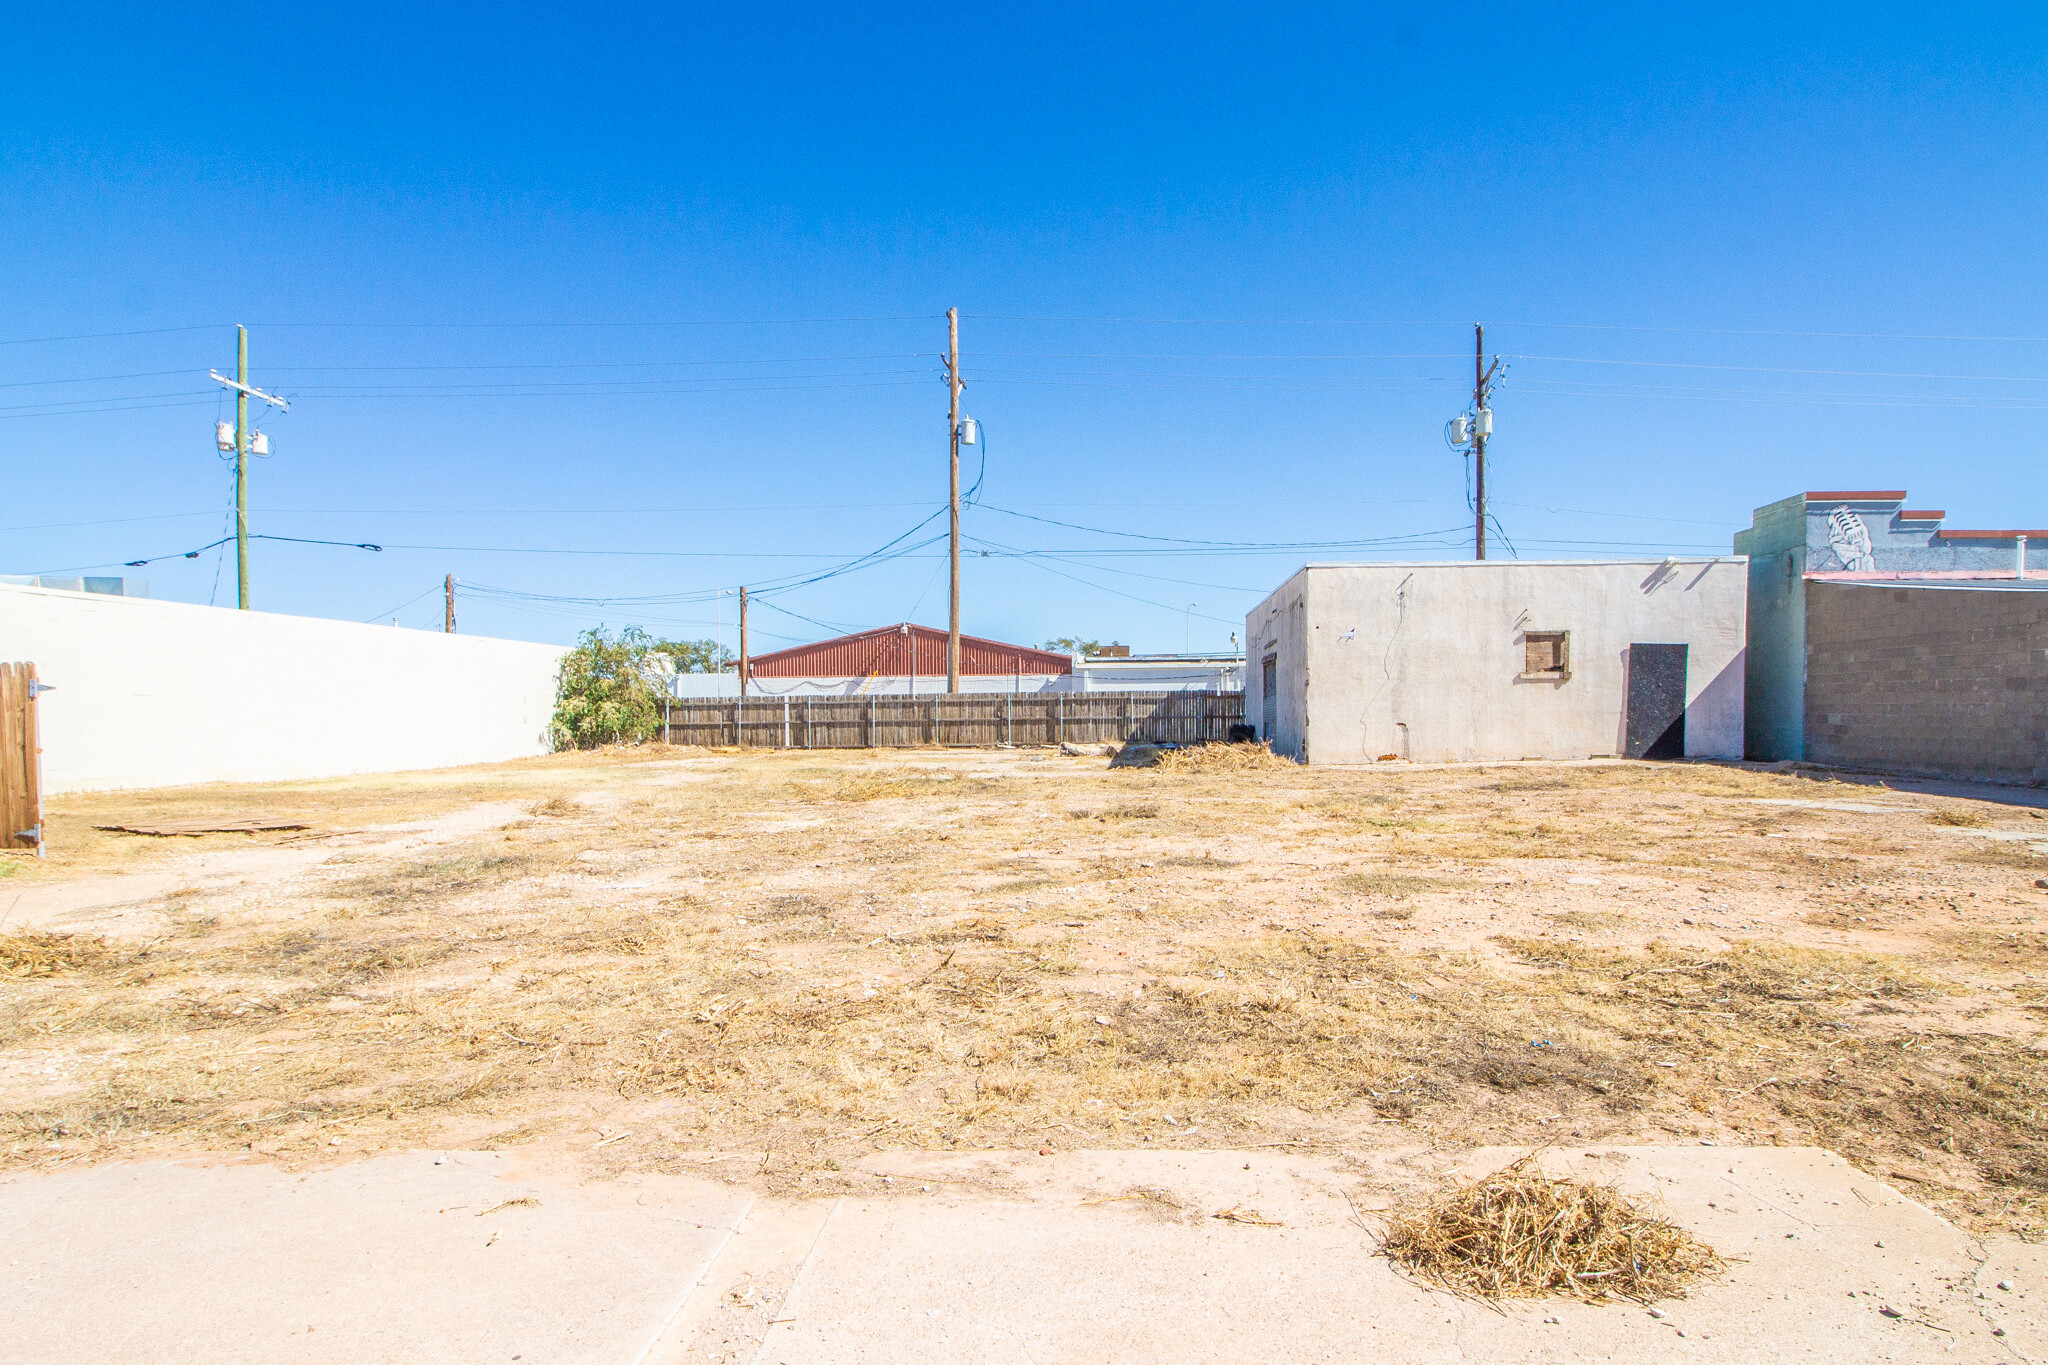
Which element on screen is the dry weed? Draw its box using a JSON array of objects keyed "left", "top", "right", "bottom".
[
  {"left": 1149, "top": 742, "right": 1297, "bottom": 774},
  {"left": 1332, "top": 872, "right": 1462, "bottom": 899},
  {"left": 1379, "top": 1155, "right": 1723, "bottom": 1301},
  {"left": 0, "top": 932, "right": 123, "bottom": 978},
  {"left": 11, "top": 746, "right": 2048, "bottom": 1231}
]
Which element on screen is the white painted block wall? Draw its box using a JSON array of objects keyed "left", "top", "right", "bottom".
[
  {"left": 0, "top": 584, "right": 569, "bottom": 793},
  {"left": 1245, "top": 560, "right": 1747, "bottom": 764}
]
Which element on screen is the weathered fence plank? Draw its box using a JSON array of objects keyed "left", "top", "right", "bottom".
[{"left": 660, "top": 690, "right": 1244, "bottom": 750}]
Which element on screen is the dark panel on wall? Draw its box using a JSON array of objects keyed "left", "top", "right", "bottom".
[{"left": 1625, "top": 643, "right": 1689, "bottom": 760}]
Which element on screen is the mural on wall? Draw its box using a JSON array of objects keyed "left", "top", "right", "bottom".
[{"left": 1824, "top": 506, "right": 1877, "bottom": 572}]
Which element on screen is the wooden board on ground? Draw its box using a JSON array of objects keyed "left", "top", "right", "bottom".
[{"left": 95, "top": 817, "right": 312, "bottom": 837}]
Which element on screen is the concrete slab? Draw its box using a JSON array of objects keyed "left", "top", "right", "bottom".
[
  {"left": 0, "top": 1151, "right": 753, "bottom": 1365},
  {"left": 5, "top": 1146, "right": 2042, "bottom": 1364},
  {"left": 657, "top": 1146, "right": 2040, "bottom": 1364},
  {"left": 1739, "top": 797, "right": 1919, "bottom": 814}
]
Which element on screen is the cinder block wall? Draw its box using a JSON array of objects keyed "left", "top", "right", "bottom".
[{"left": 1805, "top": 582, "right": 2048, "bottom": 783}]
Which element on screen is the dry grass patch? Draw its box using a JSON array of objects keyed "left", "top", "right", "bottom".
[
  {"left": 1927, "top": 807, "right": 1990, "bottom": 828},
  {"left": 1550, "top": 911, "right": 1630, "bottom": 932},
  {"left": 327, "top": 851, "right": 550, "bottom": 906},
  {"left": 1148, "top": 742, "right": 1297, "bottom": 775},
  {"left": 11, "top": 746, "right": 2048, "bottom": 1230},
  {"left": 1331, "top": 872, "right": 1464, "bottom": 899},
  {"left": 1379, "top": 1155, "right": 1723, "bottom": 1302},
  {"left": 0, "top": 932, "right": 125, "bottom": 978}
]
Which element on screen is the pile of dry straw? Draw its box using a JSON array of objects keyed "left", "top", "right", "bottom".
[
  {"left": 1378, "top": 1156, "right": 1724, "bottom": 1302},
  {"left": 1146, "top": 741, "right": 1297, "bottom": 774}
]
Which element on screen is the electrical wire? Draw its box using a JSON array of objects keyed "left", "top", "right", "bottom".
[
  {"left": 960, "top": 315, "right": 2048, "bottom": 343},
  {"left": 362, "top": 583, "right": 444, "bottom": 624},
  {"left": 251, "top": 315, "right": 944, "bottom": 330},
  {"left": 0, "top": 324, "right": 225, "bottom": 346},
  {"left": 1508, "top": 355, "right": 2048, "bottom": 383},
  {"left": 110, "top": 533, "right": 385, "bottom": 570}
]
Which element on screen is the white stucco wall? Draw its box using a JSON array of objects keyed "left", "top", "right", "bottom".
[
  {"left": 1245, "top": 560, "right": 1747, "bottom": 764},
  {"left": 0, "top": 584, "right": 569, "bottom": 793},
  {"left": 1244, "top": 569, "right": 1311, "bottom": 759}
]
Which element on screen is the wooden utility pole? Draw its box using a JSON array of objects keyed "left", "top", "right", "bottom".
[
  {"left": 1470, "top": 324, "right": 1501, "bottom": 562},
  {"left": 1473, "top": 324, "right": 1487, "bottom": 561},
  {"left": 208, "top": 326, "right": 287, "bottom": 610},
  {"left": 738, "top": 586, "right": 750, "bottom": 698},
  {"left": 944, "top": 308, "right": 962, "bottom": 693},
  {"left": 444, "top": 575, "right": 456, "bottom": 632},
  {"left": 235, "top": 327, "right": 251, "bottom": 605}
]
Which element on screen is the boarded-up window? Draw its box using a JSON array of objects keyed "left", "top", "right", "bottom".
[{"left": 1523, "top": 631, "right": 1569, "bottom": 677}]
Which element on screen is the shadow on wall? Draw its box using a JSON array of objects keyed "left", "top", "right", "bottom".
[
  {"left": 1613, "top": 645, "right": 1744, "bottom": 760},
  {"left": 1687, "top": 650, "right": 1744, "bottom": 759}
]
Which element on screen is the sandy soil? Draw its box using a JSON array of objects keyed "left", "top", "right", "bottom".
[{"left": 3, "top": 745, "right": 2044, "bottom": 1235}]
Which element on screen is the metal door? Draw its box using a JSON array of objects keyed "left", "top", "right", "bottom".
[
  {"left": 1261, "top": 654, "right": 1278, "bottom": 740},
  {"left": 1624, "top": 643, "right": 1688, "bottom": 760}
]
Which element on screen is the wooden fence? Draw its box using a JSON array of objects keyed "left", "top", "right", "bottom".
[
  {"left": 1, "top": 662, "right": 44, "bottom": 855},
  {"left": 661, "top": 690, "right": 1244, "bottom": 750}
]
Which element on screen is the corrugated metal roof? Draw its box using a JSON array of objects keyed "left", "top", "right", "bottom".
[{"left": 748, "top": 623, "right": 1073, "bottom": 677}]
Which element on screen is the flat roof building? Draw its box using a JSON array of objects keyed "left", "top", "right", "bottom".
[
  {"left": 1735, "top": 489, "right": 2048, "bottom": 777},
  {"left": 1245, "top": 560, "right": 1746, "bottom": 764}
]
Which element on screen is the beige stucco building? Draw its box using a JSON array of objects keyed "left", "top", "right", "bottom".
[{"left": 1244, "top": 560, "right": 1747, "bottom": 764}]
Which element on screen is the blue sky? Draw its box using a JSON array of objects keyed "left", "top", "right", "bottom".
[{"left": 4, "top": 4, "right": 2045, "bottom": 655}]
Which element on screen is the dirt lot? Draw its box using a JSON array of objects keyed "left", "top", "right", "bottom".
[{"left": 4, "top": 745, "right": 2046, "bottom": 1234}]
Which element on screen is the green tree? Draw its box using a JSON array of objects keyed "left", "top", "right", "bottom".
[
  {"left": 1043, "top": 636, "right": 1105, "bottom": 657},
  {"left": 550, "top": 625, "right": 663, "bottom": 750},
  {"left": 648, "top": 637, "right": 735, "bottom": 673}
]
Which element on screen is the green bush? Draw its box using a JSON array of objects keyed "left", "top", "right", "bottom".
[
  {"left": 550, "top": 626, "right": 663, "bottom": 750},
  {"left": 649, "top": 637, "right": 735, "bottom": 674}
]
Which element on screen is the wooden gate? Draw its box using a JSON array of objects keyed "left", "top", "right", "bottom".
[{"left": 1, "top": 662, "right": 45, "bottom": 855}]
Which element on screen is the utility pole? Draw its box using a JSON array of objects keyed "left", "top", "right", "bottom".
[
  {"left": 444, "top": 575, "right": 456, "bottom": 633},
  {"left": 1470, "top": 324, "right": 1500, "bottom": 562},
  {"left": 1473, "top": 324, "right": 1487, "bottom": 561},
  {"left": 208, "top": 326, "right": 287, "bottom": 610},
  {"left": 237, "top": 328, "right": 250, "bottom": 604},
  {"left": 738, "top": 586, "right": 749, "bottom": 698},
  {"left": 944, "top": 308, "right": 962, "bottom": 694}
]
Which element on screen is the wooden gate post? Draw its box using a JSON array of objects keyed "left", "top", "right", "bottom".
[{"left": 1, "top": 662, "right": 46, "bottom": 856}]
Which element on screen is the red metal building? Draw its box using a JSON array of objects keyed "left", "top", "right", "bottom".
[{"left": 746, "top": 623, "right": 1072, "bottom": 679}]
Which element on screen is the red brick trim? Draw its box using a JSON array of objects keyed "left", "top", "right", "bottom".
[
  {"left": 1805, "top": 569, "right": 2047, "bottom": 580},
  {"left": 1935, "top": 529, "right": 2048, "bottom": 540},
  {"left": 1804, "top": 490, "right": 1906, "bottom": 501},
  {"left": 1895, "top": 510, "right": 1944, "bottom": 520}
]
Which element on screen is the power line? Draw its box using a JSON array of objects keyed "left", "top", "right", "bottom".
[
  {"left": 252, "top": 315, "right": 944, "bottom": 330},
  {"left": 1509, "top": 355, "right": 2048, "bottom": 383},
  {"left": 962, "top": 315, "right": 2048, "bottom": 343},
  {"left": 0, "top": 324, "right": 225, "bottom": 346}
]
